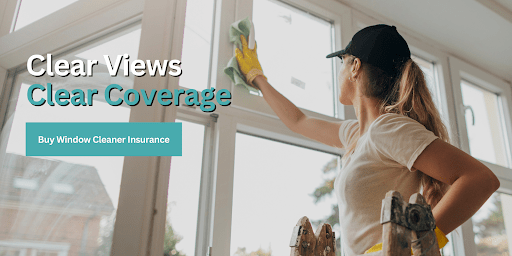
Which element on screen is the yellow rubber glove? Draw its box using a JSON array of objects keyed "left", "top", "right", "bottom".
[
  {"left": 235, "top": 34, "right": 267, "bottom": 88},
  {"left": 364, "top": 226, "right": 449, "bottom": 254}
]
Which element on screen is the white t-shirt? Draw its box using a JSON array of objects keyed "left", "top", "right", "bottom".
[{"left": 334, "top": 113, "right": 439, "bottom": 256}]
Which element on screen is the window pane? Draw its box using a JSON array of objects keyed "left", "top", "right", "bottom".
[
  {"left": 460, "top": 81, "right": 509, "bottom": 167},
  {"left": 0, "top": 27, "right": 140, "bottom": 255},
  {"left": 253, "top": 0, "right": 335, "bottom": 116},
  {"left": 164, "top": 121, "right": 205, "bottom": 256},
  {"left": 231, "top": 133, "right": 341, "bottom": 255},
  {"left": 473, "top": 192, "right": 512, "bottom": 255},
  {"left": 179, "top": 0, "right": 215, "bottom": 91},
  {"left": 412, "top": 55, "right": 442, "bottom": 115},
  {"left": 441, "top": 233, "right": 455, "bottom": 256},
  {"left": 14, "top": 0, "right": 79, "bottom": 31}
]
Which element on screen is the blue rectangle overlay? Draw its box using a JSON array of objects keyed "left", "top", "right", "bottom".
[{"left": 26, "top": 122, "right": 182, "bottom": 156}]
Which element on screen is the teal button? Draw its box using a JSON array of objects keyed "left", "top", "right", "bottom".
[{"left": 26, "top": 122, "right": 182, "bottom": 156}]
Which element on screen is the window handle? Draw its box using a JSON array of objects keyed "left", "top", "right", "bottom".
[{"left": 463, "top": 105, "right": 475, "bottom": 126}]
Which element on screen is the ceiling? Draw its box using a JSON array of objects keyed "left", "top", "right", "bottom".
[{"left": 336, "top": 0, "right": 512, "bottom": 84}]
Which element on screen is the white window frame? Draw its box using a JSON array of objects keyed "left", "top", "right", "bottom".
[
  {"left": 0, "top": 0, "right": 144, "bottom": 70},
  {"left": 209, "top": 102, "right": 343, "bottom": 256},
  {"left": 449, "top": 55, "right": 512, "bottom": 191},
  {"left": 0, "top": 0, "right": 19, "bottom": 36},
  {"left": 449, "top": 55, "right": 512, "bottom": 180},
  {"left": 208, "top": 2, "right": 351, "bottom": 255},
  {"left": 0, "top": 0, "right": 220, "bottom": 255},
  {"left": 0, "top": 0, "right": 202, "bottom": 255},
  {"left": 448, "top": 55, "right": 512, "bottom": 256},
  {"left": 210, "top": 0, "right": 355, "bottom": 121}
]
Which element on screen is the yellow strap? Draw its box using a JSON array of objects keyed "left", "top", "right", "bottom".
[
  {"left": 435, "top": 227, "right": 449, "bottom": 248},
  {"left": 364, "top": 227, "right": 448, "bottom": 254},
  {"left": 364, "top": 243, "right": 383, "bottom": 254}
]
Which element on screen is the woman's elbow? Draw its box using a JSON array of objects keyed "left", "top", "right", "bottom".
[
  {"left": 489, "top": 172, "right": 501, "bottom": 192},
  {"left": 481, "top": 168, "right": 501, "bottom": 194},
  {"left": 287, "top": 113, "right": 306, "bottom": 133}
]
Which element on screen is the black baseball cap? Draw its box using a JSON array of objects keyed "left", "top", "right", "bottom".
[{"left": 326, "top": 24, "right": 411, "bottom": 77}]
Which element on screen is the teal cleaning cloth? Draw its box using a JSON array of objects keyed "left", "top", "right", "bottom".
[{"left": 223, "top": 17, "right": 260, "bottom": 93}]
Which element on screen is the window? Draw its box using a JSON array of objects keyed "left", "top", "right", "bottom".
[
  {"left": 12, "top": 0, "right": 79, "bottom": 31},
  {"left": 231, "top": 133, "right": 341, "bottom": 255},
  {"left": 0, "top": 0, "right": 218, "bottom": 254},
  {"left": 473, "top": 192, "right": 512, "bottom": 255},
  {"left": 252, "top": 0, "right": 336, "bottom": 116},
  {"left": 460, "top": 80, "right": 509, "bottom": 168},
  {"left": 412, "top": 55, "right": 442, "bottom": 115},
  {"left": 450, "top": 56, "right": 512, "bottom": 171},
  {"left": 164, "top": 120, "right": 205, "bottom": 255},
  {"left": 179, "top": 0, "right": 215, "bottom": 91},
  {"left": 0, "top": 26, "right": 140, "bottom": 256},
  {"left": 449, "top": 55, "right": 512, "bottom": 256}
]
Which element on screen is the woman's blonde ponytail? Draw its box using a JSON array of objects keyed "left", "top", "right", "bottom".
[{"left": 383, "top": 59, "right": 450, "bottom": 208}]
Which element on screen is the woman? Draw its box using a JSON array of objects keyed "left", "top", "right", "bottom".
[{"left": 235, "top": 24, "right": 500, "bottom": 255}]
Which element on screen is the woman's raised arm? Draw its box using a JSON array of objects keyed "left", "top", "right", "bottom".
[
  {"left": 253, "top": 76, "right": 343, "bottom": 148},
  {"left": 236, "top": 34, "right": 344, "bottom": 148}
]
